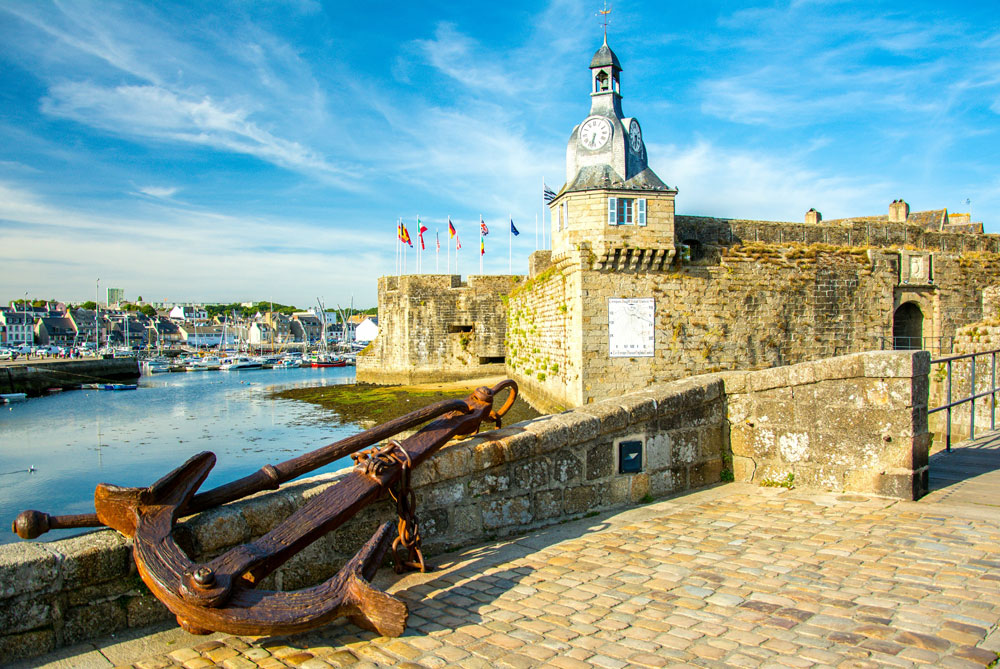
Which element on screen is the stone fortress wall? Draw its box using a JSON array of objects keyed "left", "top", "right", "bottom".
[
  {"left": 510, "top": 208, "right": 1000, "bottom": 413},
  {"left": 0, "top": 350, "right": 927, "bottom": 662},
  {"left": 357, "top": 274, "right": 519, "bottom": 384}
]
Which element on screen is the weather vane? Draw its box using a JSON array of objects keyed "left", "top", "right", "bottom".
[{"left": 598, "top": 2, "right": 612, "bottom": 43}]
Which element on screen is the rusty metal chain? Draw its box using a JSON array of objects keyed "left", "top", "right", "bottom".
[{"left": 351, "top": 440, "right": 426, "bottom": 573}]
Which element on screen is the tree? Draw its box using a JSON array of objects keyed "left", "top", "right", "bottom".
[
  {"left": 140, "top": 304, "right": 156, "bottom": 317},
  {"left": 80, "top": 301, "right": 97, "bottom": 310}
]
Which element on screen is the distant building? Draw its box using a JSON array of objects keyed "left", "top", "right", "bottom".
[
  {"left": 178, "top": 324, "right": 225, "bottom": 348},
  {"left": 169, "top": 305, "right": 208, "bottom": 322},
  {"left": 107, "top": 288, "right": 125, "bottom": 307},
  {"left": 0, "top": 311, "right": 35, "bottom": 346},
  {"left": 35, "top": 317, "right": 76, "bottom": 347},
  {"left": 355, "top": 317, "right": 379, "bottom": 343},
  {"left": 291, "top": 312, "right": 323, "bottom": 343}
]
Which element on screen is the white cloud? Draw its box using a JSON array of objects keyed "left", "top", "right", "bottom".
[
  {"left": 653, "top": 139, "right": 890, "bottom": 222},
  {"left": 41, "top": 82, "right": 357, "bottom": 185},
  {"left": 137, "top": 186, "right": 179, "bottom": 199},
  {"left": 0, "top": 181, "right": 386, "bottom": 304}
]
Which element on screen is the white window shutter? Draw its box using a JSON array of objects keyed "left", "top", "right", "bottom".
[
  {"left": 637, "top": 198, "right": 647, "bottom": 226},
  {"left": 608, "top": 197, "right": 617, "bottom": 225}
]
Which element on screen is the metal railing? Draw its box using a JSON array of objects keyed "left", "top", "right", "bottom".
[
  {"left": 929, "top": 348, "right": 1000, "bottom": 452},
  {"left": 880, "top": 336, "right": 954, "bottom": 356}
]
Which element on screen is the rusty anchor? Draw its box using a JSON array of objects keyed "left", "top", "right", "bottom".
[{"left": 11, "top": 380, "right": 517, "bottom": 637}]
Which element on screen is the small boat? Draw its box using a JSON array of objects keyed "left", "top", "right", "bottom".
[
  {"left": 46, "top": 387, "right": 63, "bottom": 394},
  {"left": 101, "top": 384, "right": 137, "bottom": 391},
  {"left": 144, "top": 361, "right": 171, "bottom": 374},
  {"left": 1, "top": 393, "right": 28, "bottom": 403},
  {"left": 220, "top": 356, "right": 263, "bottom": 371},
  {"left": 310, "top": 355, "right": 347, "bottom": 368}
]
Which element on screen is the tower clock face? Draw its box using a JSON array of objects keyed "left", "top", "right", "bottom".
[
  {"left": 629, "top": 120, "right": 643, "bottom": 154},
  {"left": 580, "top": 117, "right": 611, "bottom": 150}
]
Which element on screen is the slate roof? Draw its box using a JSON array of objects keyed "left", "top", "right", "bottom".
[
  {"left": 591, "top": 43, "right": 621, "bottom": 70},
  {"left": 562, "top": 165, "right": 675, "bottom": 195}
]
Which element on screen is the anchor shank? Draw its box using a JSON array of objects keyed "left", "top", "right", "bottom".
[{"left": 191, "top": 405, "right": 490, "bottom": 598}]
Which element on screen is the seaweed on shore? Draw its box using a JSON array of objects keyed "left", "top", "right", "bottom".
[{"left": 270, "top": 380, "right": 541, "bottom": 427}]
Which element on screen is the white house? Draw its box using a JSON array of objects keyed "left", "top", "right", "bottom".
[
  {"left": 355, "top": 317, "right": 379, "bottom": 343},
  {"left": 178, "top": 324, "right": 226, "bottom": 348},
  {"left": 169, "top": 305, "right": 208, "bottom": 322}
]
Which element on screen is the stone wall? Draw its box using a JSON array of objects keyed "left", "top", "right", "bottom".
[
  {"left": 723, "top": 350, "right": 930, "bottom": 499},
  {"left": 551, "top": 189, "right": 676, "bottom": 261},
  {"left": 511, "top": 223, "right": 1000, "bottom": 411},
  {"left": 0, "top": 374, "right": 726, "bottom": 662},
  {"left": 675, "top": 215, "right": 1000, "bottom": 254},
  {"left": 0, "top": 350, "right": 930, "bottom": 661},
  {"left": 357, "top": 274, "right": 520, "bottom": 384},
  {"left": 0, "top": 358, "right": 140, "bottom": 395}
]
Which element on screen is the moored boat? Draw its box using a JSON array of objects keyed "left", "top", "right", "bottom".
[
  {"left": 220, "top": 356, "right": 263, "bottom": 371},
  {"left": 1, "top": 392, "right": 28, "bottom": 403}
]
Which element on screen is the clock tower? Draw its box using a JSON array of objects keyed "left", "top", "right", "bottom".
[{"left": 550, "top": 38, "right": 677, "bottom": 264}]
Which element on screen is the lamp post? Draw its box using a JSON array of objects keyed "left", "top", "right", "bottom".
[
  {"left": 23, "top": 291, "right": 28, "bottom": 348},
  {"left": 95, "top": 278, "right": 100, "bottom": 353}
]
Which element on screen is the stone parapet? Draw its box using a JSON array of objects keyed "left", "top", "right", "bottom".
[
  {"left": 723, "top": 350, "right": 930, "bottom": 499},
  {"left": 0, "top": 350, "right": 931, "bottom": 661}
]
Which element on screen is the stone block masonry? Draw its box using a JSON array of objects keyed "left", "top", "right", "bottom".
[
  {"left": 0, "top": 358, "right": 140, "bottom": 395},
  {"left": 357, "top": 274, "right": 520, "bottom": 384},
  {"left": 723, "top": 350, "right": 930, "bottom": 499},
  {"left": 0, "top": 350, "right": 929, "bottom": 661},
  {"left": 512, "top": 226, "right": 1000, "bottom": 412}
]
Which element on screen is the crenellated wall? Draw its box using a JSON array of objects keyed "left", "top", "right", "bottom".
[
  {"left": 357, "top": 274, "right": 520, "bottom": 384},
  {"left": 510, "top": 212, "right": 1000, "bottom": 412}
]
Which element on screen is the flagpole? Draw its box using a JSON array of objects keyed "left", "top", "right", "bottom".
[
  {"left": 539, "top": 176, "right": 543, "bottom": 251},
  {"left": 447, "top": 217, "right": 452, "bottom": 275},
  {"left": 480, "top": 233, "right": 483, "bottom": 275},
  {"left": 508, "top": 211, "right": 512, "bottom": 275},
  {"left": 436, "top": 230, "right": 440, "bottom": 273}
]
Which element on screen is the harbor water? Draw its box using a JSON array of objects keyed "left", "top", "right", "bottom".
[{"left": 0, "top": 365, "right": 358, "bottom": 545}]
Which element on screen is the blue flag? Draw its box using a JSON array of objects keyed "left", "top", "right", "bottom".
[{"left": 510, "top": 218, "right": 520, "bottom": 236}]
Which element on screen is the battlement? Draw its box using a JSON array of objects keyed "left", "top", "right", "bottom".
[
  {"left": 675, "top": 214, "right": 999, "bottom": 256},
  {"left": 358, "top": 274, "right": 522, "bottom": 385}
]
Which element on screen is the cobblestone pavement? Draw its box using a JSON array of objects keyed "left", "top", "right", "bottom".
[{"left": 22, "top": 482, "right": 1000, "bottom": 669}]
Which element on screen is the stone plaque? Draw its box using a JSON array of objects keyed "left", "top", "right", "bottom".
[{"left": 608, "top": 298, "right": 654, "bottom": 357}]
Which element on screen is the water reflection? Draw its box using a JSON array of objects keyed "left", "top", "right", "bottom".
[{"left": 0, "top": 366, "right": 357, "bottom": 545}]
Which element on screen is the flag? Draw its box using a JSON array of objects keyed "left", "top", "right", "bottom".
[
  {"left": 456, "top": 235, "right": 462, "bottom": 250},
  {"left": 418, "top": 222, "right": 428, "bottom": 250},
  {"left": 543, "top": 182, "right": 556, "bottom": 203},
  {"left": 510, "top": 218, "right": 520, "bottom": 236},
  {"left": 401, "top": 223, "right": 412, "bottom": 247},
  {"left": 448, "top": 218, "right": 456, "bottom": 238},
  {"left": 480, "top": 217, "right": 489, "bottom": 236},
  {"left": 436, "top": 232, "right": 440, "bottom": 251},
  {"left": 480, "top": 237, "right": 485, "bottom": 255},
  {"left": 397, "top": 220, "right": 404, "bottom": 242}
]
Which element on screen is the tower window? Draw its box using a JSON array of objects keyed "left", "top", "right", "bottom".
[
  {"left": 618, "top": 198, "right": 633, "bottom": 225},
  {"left": 608, "top": 197, "right": 647, "bottom": 226}
]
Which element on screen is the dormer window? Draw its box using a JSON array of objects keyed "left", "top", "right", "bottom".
[{"left": 595, "top": 70, "right": 610, "bottom": 92}]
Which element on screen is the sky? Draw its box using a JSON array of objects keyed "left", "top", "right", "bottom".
[{"left": 2, "top": 0, "right": 1000, "bottom": 308}]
